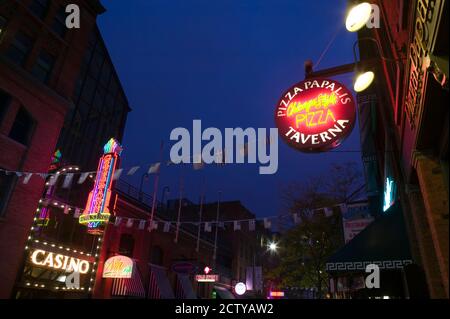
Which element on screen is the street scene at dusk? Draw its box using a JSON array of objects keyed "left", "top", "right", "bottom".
[{"left": 0, "top": 0, "right": 448, "bottom": 310}]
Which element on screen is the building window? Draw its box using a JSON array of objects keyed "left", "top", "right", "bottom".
[
  {"left": 0, "top": 89, "right": 11, "bottom": 125},
  {"left": 0, "top": 171, "right": 16, "bottom": 218},
  {"left": 51, "top": 6, "right": 67, "bottom": 38},
  {"left": 118, "top": 233, "right": 134, "bottom": 257},
  {"left": 28, "top": 0, "right": 50, "bottom": 20},
  {"left": 4, "top": 32, "right": 34, "bottom": 66},
  {"left": 8, "top": 107, "right": 35, "bottom": 146},
  {"left": 31, "top": 50, "right": 55, "bottom": 83}
]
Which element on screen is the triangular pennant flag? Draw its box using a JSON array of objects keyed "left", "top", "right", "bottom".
[
  {"left": 48, "top": 174, "right": 59, "bottom": 186},
  {"left": 233, "top": 221, "right": 241, "bottom": 231},
  {"left": 249, "top": 220, "right": 256, "bottom": 231},
  {"left": 193, "top": 154, "right": 204, "bottom": 170},
  {"left": 78, "top": 172, "right": 90, "bottom": 184},
  {"left": 239, "top": 143, "right": 249, "bottom": 156},
  {"left": 264, "top": 218, "right": 271, "bottom": 229},
  {"left": 63, "top": 205, "right": 70, "bottom": 215},
  {"left": 114, "top": 216, "right": 122, "bottom": 226},
  {"left": 62, "top": 173, "right": 74, "bottom": 188},
  {"left": 204, "top": 222, "right": 212, "bottom": 232},
  {"left": 215, "top": 149, "right": 226, "bottom": 166},
  {"left": 73, "top": 208, "right": 81, "bottom": 218},
  {"left": 163, "top": 222, "right": 171, "bottom": 232},
  {"left": 113, "top": 168, "right": 123, "bottom": 181},
  {"left": 23, "top": 173, "right": 33, "bottom": 184},
  {"left": 127, "top": 166, "right": 140, "bottom": 176},
  {"left": 126, "top": 218, "right": 134, "bottom": 228},
  {"left": 148, "top": 162, "right": 161, "bottom": 174},
  {"left": 38, "top": 173, "right": 48, "bottom": 179},
  {"left": 324, "top": 207, "right": 333, "bottom": 217},
  {"left": 138, "top": 219, "right": 146, "bottom": 230},
  {"left": 166, "top": 160, "right": 174, "bottom": 166},
  {"left": 293, "top": 213, "right": 301, "bottom": 224},
  {"left": 149, "top": 220, "right": 158, "bottom": 231}
]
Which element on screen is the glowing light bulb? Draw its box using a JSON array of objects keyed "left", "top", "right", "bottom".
[
  {"left": 354, "top": 71, "right": 375, "bottom": 92},
  {"left": 346, "top": 2, "right": 372, "bottom": 32}
]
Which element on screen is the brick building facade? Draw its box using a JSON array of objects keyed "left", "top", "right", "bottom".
[{"left": 0, "top": 0, "right": 107, "bottom": 298}]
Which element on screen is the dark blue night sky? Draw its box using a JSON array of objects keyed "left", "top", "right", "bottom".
[{"left": 97, "top": 0, "right": 363, "bottom": 218}]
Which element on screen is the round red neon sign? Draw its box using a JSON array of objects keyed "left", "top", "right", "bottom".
[{"left": 275, "top": 78, "right": 356, "bottom": 152}]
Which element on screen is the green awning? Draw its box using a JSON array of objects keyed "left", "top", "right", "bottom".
[{"left": 326, "top": 202, "right": 413, "bottom": 272}]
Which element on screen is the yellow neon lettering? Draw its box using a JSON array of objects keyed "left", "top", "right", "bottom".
[{"left": 287, "top": 92, "right": 338, "bottom": 117}]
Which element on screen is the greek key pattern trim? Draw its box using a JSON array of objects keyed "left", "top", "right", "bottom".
[{"left": 326, "top": 260, "right": 413, "bottom": 271}]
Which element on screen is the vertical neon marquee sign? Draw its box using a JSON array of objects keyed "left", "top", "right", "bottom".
[{"left": 79, "top": 138, "right": 122, "bottom": 235}]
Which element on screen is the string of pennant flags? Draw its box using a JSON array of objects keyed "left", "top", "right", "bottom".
[
  {"left": 0, "top": 160, "right": 198, "bottom": 186},
  {"left": 36, "top": 196, "right": 343, "bottom": 233},
  {"left": 0, "top": 135, "right": 275, "bottom": 185}
]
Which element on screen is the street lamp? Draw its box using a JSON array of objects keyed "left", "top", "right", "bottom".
[
  {"left": 345, "top": 2, "right": 372, "bottom": 32},
  {"left": 354, "top": 71, "right": 375, "bottom": 92},
  {"left": 268, "top": 241, "right": 278, "bottom": 253},
  {"left": 305, "top": 37, "right": 403, "bottom": 93}
]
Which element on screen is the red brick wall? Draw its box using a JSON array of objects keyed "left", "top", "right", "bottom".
[{"left": 0, "top": 0, "right": 102, "bottom": 298}]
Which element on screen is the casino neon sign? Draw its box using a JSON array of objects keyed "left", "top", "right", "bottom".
[
  {"left": 79, "top": 138, "right": 122, "bottom": 235},
  {"left": 275, "top": 78, "right": 356, "bottom": 152}
]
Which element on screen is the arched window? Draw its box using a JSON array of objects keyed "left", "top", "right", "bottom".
[{"left": 9, "top": 107, "right": 35, "bottom": 146}]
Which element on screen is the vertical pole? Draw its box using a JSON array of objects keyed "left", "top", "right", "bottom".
[
  {"left": 196, "top": 177, "right": 206, "bottom": 252},
  {"left": 149, "top": 141, "right": 164, "bottom": 232},
  {"left": 213, "top": 191, "right": 222, "bottom": 266},
  {"left": 174, "top": 175, "right": 183, "bottom": 243}
]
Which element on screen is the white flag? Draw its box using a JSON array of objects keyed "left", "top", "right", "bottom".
[
  {"left": 23, "top": 173, "right": 33, "bottom": 184},
  {"left": 293, "top": 213, "right": 301, "bottom": 224},
  {"left": 148, "top": 220, "right": 158, "bottom": 231},
  {"left": 126, "top": 218, "right": 134, "bottom": 228},
  {"left": 163, "top": 222, "right": 171, "bottom": 232},
  {"left": 218, "top": 221, "right": 225, "bottom": 228},
  {"left": 204, "top": 222, "right": 212, "bottom": 232},
  {"left": 233, "top": 221, "right": 241, "bottom": 231},
  {"left": 73, "top": 208, "right": 81, "bottom": 218},
  {"left": 16, "top": 172, "right": 23, "bottom": 177},
  {"left": 239, "top": 143, "right": 249, "bottom": 156},
  {"left": 48, "top": 174, "right": 58, "bottom": 186},
  {"left": 78, "top": 172, "right": 90, "bottom": 184},
  {"left": 264, "top": 218, "right": 271, "bottom": 229},
  {"left": 62, "top": 173, "right": 74, "bottom": 188},
  {"left": 193, "top": 154, "right": 204, "bottom": 170},
  {"left": 166, "top": 160, "right": 174, "bottom": 166},
  {"left": 127, "top": 166, "right": 140, "bottom": 176},
  {"left": 138, "top": 220, "right": 146, "bottom": 230},
  {"left": 324, "top": 207, "right": 333, "bottom": 217},
  {"left": 113, "top": 168, "right": 123, "bottom": 181},
  {"left": 249, "top": 220, "right": 256, "bottom": 231},
  {"left": 215, "top": 149, "right": 225, "bottom": 165},
  {"left": 148, "top": 163, "right": 161, "bottom": 174},
  {"left": 114, "top": 216, "right": 122, "bottom": 226}
]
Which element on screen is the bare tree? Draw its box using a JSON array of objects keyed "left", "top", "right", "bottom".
[{"left": 268, "top": 162, "right": 364, "bottom": 298}]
